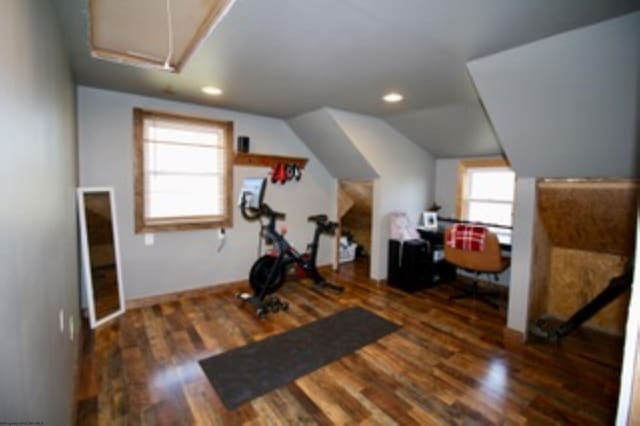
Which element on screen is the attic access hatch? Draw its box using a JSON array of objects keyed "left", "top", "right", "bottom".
[{"left": 89, "top": 0, "right": 236, "bottom": 72}]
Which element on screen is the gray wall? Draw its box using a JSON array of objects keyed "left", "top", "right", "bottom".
[
  {"left": 328, "top": 108, "right": 436, "bottom": 279},
  {"left": 0, "top": 0, "right": 78, "bottom": 422},
  {"left": 77, "top": 87, "right": 336, "bottom": 300},
  {"left": 467, "top": 12, "right": 640, "bottom": 179}
]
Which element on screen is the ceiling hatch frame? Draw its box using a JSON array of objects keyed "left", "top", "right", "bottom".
[{"left": 88, "top": 0, "right": 237, "bottom": 73}]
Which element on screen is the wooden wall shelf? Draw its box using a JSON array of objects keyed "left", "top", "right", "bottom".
[{"left": 234, "top": 152, "right": 308, "bottom": 169}]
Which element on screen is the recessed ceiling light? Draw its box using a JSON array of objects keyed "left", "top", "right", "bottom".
[
  {"left": 202, "top": 86, "right": 223, "bottom": 96},
  {"left": 383, "top": 92, "right": 403, "bottom": 103}
]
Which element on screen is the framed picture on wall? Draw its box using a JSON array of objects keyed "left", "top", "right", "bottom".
[{"left": 423, "top": 211, "right": 438, "bottom": 231}]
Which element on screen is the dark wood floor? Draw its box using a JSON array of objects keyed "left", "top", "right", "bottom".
[{"left": 75, "top": 260, "right": 623, "bottom": 424}]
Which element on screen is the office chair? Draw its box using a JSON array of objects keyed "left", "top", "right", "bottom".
[{"left": 444, "top": 225, "right": 510, "bottom": 309}]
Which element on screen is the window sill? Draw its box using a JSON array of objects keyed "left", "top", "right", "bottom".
[{"left": 135, "top": 217, "right": 232, "bottom": 233}]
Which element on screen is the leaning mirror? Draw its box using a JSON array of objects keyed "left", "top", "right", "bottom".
[{"left": 77, "top": 187, "right": 125, "bottom": 328}]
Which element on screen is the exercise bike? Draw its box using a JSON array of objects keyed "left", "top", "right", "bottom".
[{"left": 236, "top": 178, "right": 343, "bottom": 317}]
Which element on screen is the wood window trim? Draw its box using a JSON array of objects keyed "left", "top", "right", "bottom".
[
  {"left": 133, "top": 108, "right": 234, "bottom": 233},
  {"left": 455, "top": 157, "right": 510, "bottom": 220}
]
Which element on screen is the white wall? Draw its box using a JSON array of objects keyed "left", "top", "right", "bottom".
[
  {"left": 616, "top": 208, "right": 640, "bottom": 424},
  {"left": 327, "top": 108, "right": 436, "bottom": 280},
  {"left": 468, "top": 12, "right": 640, "bottom": 179},
  {"left": 77, "top": 87, "right": 336, "bottom": 300},
  {"left": 506, "top": 178, "right": 537, "bottom": 333},
  {"left": 0, "top": 1, "right": 78, "bottom": 422}
]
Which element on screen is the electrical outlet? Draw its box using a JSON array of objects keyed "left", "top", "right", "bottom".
[
  {"left": 144, "top": 233, "right": 154, "bottom": 246},
  {"left": 68, "top": 315, "right": 74, "bottom": 342},
  {"left": 59, "top": 309, "right": 65, "bottom": 334}
]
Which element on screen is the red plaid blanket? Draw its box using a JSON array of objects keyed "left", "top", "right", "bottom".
[{"left": 446, "top": 224, "right": 487, "bottom": 252}]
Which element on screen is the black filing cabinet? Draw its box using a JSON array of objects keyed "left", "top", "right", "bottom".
[{"left": 387, "top": 239, "right": 434, "bottom": 292}]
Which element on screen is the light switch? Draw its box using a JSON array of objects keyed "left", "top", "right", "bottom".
[{"left": 144, "top": 233, "right": 154, "bottom": 246}]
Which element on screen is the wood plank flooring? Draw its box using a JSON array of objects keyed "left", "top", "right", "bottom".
[{"left": 75, "top": 261, "right": 623, "bottom": 424}]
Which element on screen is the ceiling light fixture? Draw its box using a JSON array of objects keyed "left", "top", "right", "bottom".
[
  {"left": 202, "top": 86, "right": 223, "bottom": 96},
  {"left": 383, "top": 92, "right": 404, "bottom": 103}
]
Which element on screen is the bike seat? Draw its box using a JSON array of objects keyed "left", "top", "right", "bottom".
[{"left": 307, "top": 214, "right": 328, "bottom": 224}]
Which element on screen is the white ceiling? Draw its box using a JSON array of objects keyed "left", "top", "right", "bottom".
[{"left": 52, "top": 0, "right": 639, "bottom": 157}]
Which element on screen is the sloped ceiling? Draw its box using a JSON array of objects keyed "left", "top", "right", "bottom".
[
  {"left": 468, "top": 12, "right": 639, "bottom": 178},
  {"left": 288, "top": 109, "right": 378, "bottom": 179},
  {"left": 52, "top": 0, "right": 640, "bottom": 157},
  {"left": 385, "top": 100, "right": 501, "bottom": 158}
]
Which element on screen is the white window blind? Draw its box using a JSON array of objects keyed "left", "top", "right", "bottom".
[
  {"left": 463, "top": 167, "right": 515, "bottom": 227},
  {"left": 138, "top": 111, "right": 231, "bottom": 229}
]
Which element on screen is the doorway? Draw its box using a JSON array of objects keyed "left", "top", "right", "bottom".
[{"left": 335, "top": 180, "right": 373, "bottom": 276}]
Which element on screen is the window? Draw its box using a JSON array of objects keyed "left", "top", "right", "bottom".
[
  {"left": 457, "top": 158, "right": 515, "bottom": 231},
  {"left": 133, "top": 109, "right": 233, "bottom": 232}
]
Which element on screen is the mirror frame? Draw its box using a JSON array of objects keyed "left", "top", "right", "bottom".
[{"left": 77, "top": 187, "right": 125, "bottom": 328}]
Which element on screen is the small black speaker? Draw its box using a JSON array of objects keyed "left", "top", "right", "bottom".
[{"left": 237, "top": 136, "right": 250, "bottom": 153}]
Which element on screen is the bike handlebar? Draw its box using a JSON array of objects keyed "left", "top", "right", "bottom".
[
  {"left": 240, "top": 195, "right": 336, "bottom": 236},
  {"left": 240, "top": 196, "right": 286, "bottom": 222}
]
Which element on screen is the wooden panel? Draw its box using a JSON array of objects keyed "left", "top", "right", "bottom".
[
  {"left": 340, "top": 181, "right": 373, "bottom": 212},
  {"left": 547, "top": 247, "right": 630, "bottom": 335},
  {"left": 537, "top": 180, "right": 638, "bottom": 256},
  {"left": 234, "top": 152, "right": 308, "bottom": 169},
  {"left": 342, "top": 213, "right": 372, "bottom": 255},
  {"left": 528, "top": 209, "right": 552, "bottom": 323},
  {"left": 339, "top": 181, "right": 373, "bottom": 255},
  {"left": 338, "top": 189, "right": 355, "bottom": 219}
]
